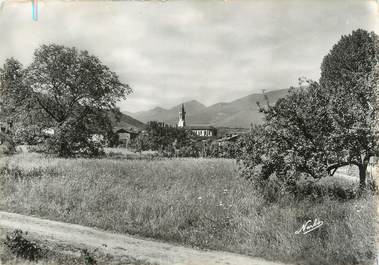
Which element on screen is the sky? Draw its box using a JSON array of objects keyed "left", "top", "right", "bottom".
[{"left": 0, "top": 0, "right": 377, "bottom": 112}]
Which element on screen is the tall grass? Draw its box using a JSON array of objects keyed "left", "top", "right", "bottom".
[{"left": 0, "top": 153, "right": 377, "bottom": 265}]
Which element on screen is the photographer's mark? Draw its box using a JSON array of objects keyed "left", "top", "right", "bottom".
[{"left": 295, "top": 219, "right": 324, "bottom": 235}]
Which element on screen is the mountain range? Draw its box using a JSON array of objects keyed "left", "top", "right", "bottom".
[
  {"left": 110, "top": 111, "right": 145, "bottom": 131},
  {"left": 124, "top": 88, "right": 290, "bottom": 129}
]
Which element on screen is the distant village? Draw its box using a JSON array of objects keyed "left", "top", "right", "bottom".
[
  {"left": 114, "top": 103, "right": 248, "bottom": 148},
  {"left": 0, "top": 96, "right": 248, "bottom": 148}
]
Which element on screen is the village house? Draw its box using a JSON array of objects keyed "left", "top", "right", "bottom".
[
  {"left": 177, "top": 104, "right": 217, "bottom": 138},
  {"left": 114, "top": 127, "right": 139, "bottom": 147}
]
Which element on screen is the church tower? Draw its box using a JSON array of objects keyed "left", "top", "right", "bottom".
[{"left": 178, "top": 104, "right": 186, "bottom": 127}]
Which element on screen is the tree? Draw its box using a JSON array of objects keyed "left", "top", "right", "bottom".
[
  {"left": 320, "top": 29, "right": 379, "bottom": 189},
  {"left": 241, "top": 29, "right": 379, "bottom": 192},
  {"left": 240, "top": 84, "right": 330, "bottom": 193},
  {"left": 143, "top": 121, "right": 190, "bottom": 154},
  {"left": 0, "top": 44, "right": 132, "bottom": 156},
  {"left": 258, "top": 80, "right": 333, "bottom": 180},
  {"left": 135, "top": 132, "right": 150, "bottom": 157}
]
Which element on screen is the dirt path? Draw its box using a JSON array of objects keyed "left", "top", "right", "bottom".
[{"left": 0, "top": 211, "right": 289, "bottom": 265}]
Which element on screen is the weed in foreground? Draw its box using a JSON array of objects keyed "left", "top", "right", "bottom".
[
  {"left": 4, "top": 229, "right": 45, "bottom": 262},
  {"left": 80, "top": 249, "right": 97, "bottom": 265}
]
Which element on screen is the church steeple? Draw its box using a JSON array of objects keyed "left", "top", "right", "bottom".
[{"left": 178, "top": 104, "right": 186, "bottom": 127}]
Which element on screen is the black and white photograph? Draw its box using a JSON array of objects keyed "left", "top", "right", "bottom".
[{"left": 0, "top": 0, "right": 378, "bottom": 264}]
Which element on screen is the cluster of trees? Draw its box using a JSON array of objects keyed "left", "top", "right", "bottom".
[
  {"left": 128, "top": 121, "right": 241, "bottom": 158},
  {"left": 239, "top": 29, "right": 378, "bottom": 193},
  {"left": 0, "top": 44, "right": 131, "bottom": 157},
  {"left": 128, "top": 121, "right": 190, "bottom": 156}
]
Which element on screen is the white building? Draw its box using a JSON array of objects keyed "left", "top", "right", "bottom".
[{"left": 177, "top": 104, "right": 217, "bottom": 138}]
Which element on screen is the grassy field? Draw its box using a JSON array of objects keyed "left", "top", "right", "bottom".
[
  {"left": 0, "top": 152, "right": 377, "bottom": 265},
  {"left": 104, "top": 147, "right": 159, "bottom": 160}
]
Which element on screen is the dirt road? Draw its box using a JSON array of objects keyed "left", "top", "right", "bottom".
[{"left": 0, "top": 211, "right": 289, "bottom": 265}]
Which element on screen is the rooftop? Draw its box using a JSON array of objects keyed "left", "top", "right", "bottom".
[
  {"left": 184, "top": 125, "right": 216, "bottom": 130},
  {"left": 113, "top": 127, "right": 140, "bottom": 134}
]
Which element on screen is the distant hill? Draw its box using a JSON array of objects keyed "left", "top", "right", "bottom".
[
  {"left": 190, "top": 89, "right": 290, "bottom": 128},
  {"left": 125, "top": 89, "right": 290, "bottom": 128},
  {"left": 110, "top": 112, "right": 145, "bottom": 131},
  {"left": 130, "top": 100, "right": 207, "bottom": 124}
]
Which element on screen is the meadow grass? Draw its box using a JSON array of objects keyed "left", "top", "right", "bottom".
[{"left": 0, "top": 152, "right": 377, "bottom": 265}]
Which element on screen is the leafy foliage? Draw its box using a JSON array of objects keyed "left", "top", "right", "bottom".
[
  {"left": 129, "top": 121, "right": 191, "bottom": 156},
  {"left": 240, "top": 29, "right": 379, "bottom": 197},
  {"left": 0, "top": 44, "right": 131, "bottom": 157},
  {"left": 320, "top": 29, "right": 379, "bottom": 188},
  {"left": 129, "top": 121, "right": 244, "bottom": 158}
]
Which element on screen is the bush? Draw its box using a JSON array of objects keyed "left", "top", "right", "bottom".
[
  {"left": 44, "top": 122, "right": 105, "bottom": 158},
  {"left": 12, "top": 125, "right": 45, "bottom": 145},
  {"left": 177, "top": 144, "right": 200, "bottom": 158},
  {"left": 27, "top": 144, "right": 47, "bottom": 154},
  {"left": 80, "top": 249, "right": 97, "bottom": 265},
  {"left": 4, "top": 230, "right": 45, "bottom": 262},
  {"left": 0, "top": 142, "right": 15, "bottom": 156}
]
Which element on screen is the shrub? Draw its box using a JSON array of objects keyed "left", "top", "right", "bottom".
[
  {"left": 80, "top": 249, "right": 97, "bottom": 265},
  {"left": 44, "top": 122, "right": 106, "bottom": 158},
  {"left": 4, "top": 230, "right": 45, "bottom": 262},
  {"left": 0, "top": 142, "right": 15, "bottom": 156},
  {"left": 12, "top": 125, "right": 45, "bottom": 145}
]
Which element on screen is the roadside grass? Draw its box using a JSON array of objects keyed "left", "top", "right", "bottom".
[{"left": 0, "top": 152, "right": 377, "bottom": 265}]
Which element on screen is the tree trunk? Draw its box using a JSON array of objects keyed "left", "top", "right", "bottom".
[
  {"left": 358, "top": 163, "right": 368, "bottom": 190},
  {"left": 0, "top": 131, "right": 15, "bottom": 153}
]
